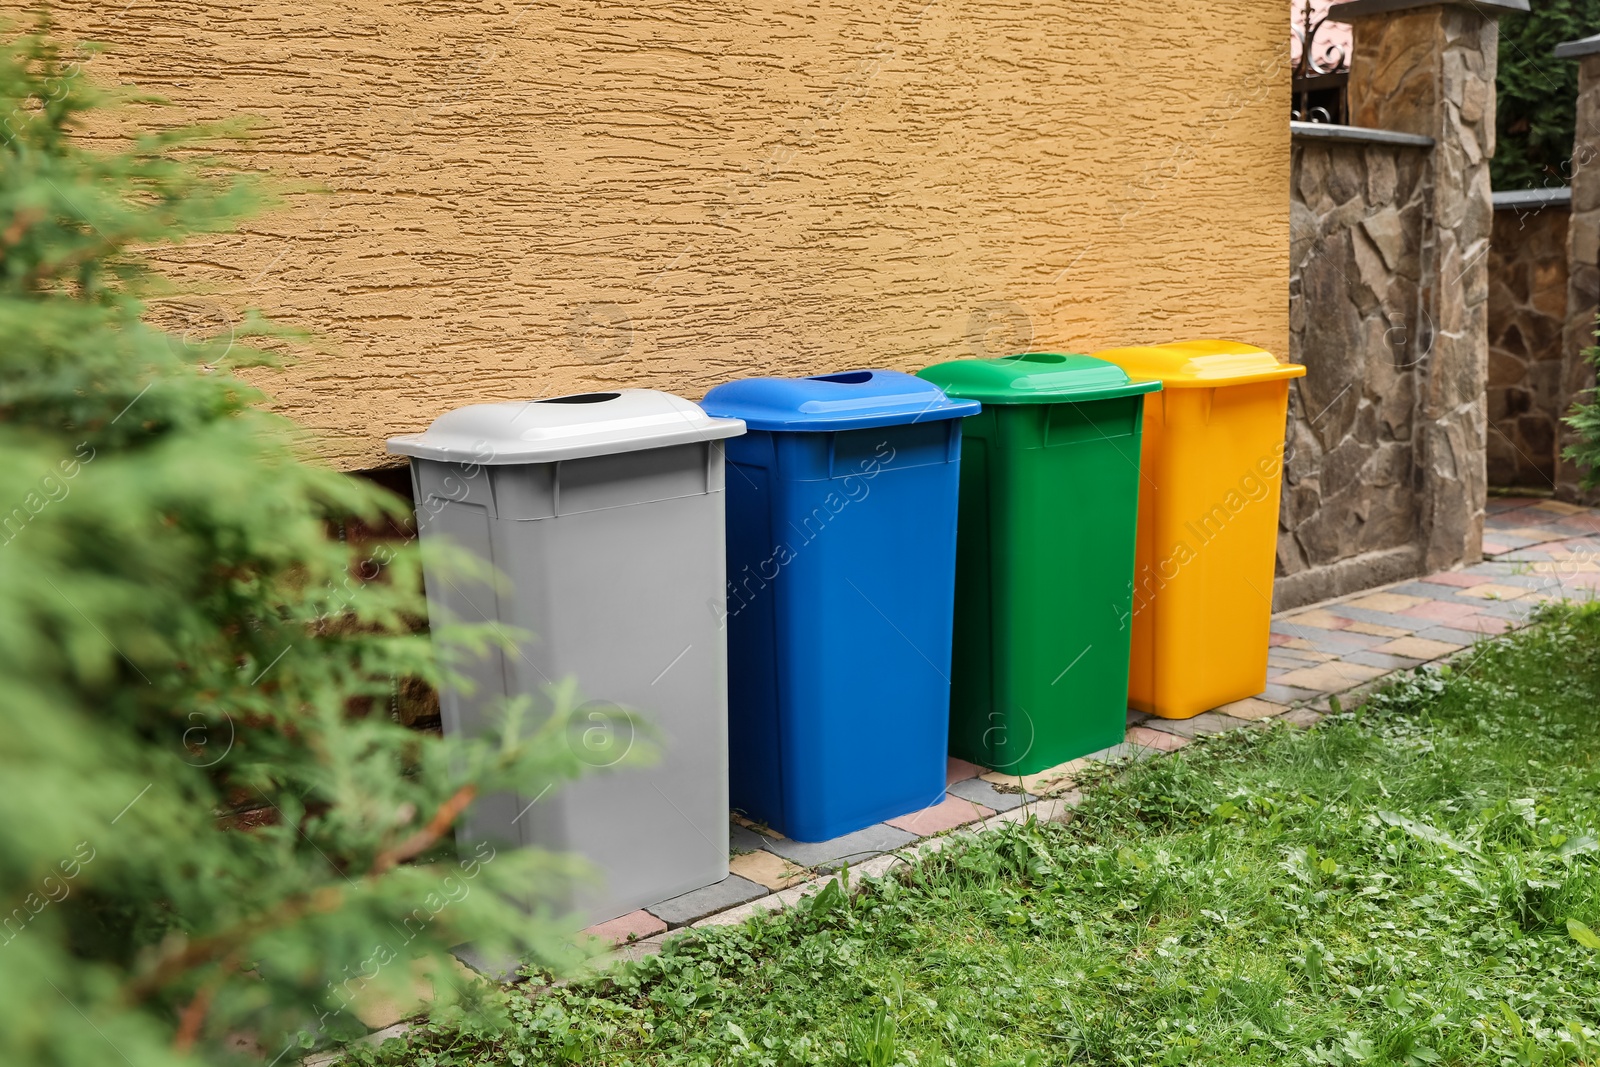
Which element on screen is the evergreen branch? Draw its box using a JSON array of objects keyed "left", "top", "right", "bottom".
[
  {"left": 371, "top": 783, "right": 478, "bottom": 875},
  {"left": 124, "top": 784, "right": 480, "bottom": 1005}
]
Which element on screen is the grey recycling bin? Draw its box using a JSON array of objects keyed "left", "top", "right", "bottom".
[{"left": 388, "top": 389, "right": 746, "bottom": 925}]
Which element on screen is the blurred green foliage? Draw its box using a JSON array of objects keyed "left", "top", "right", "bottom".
[
  {"left": 1493, "top": 0, "right": 1600, "bottom": 191},
  {"left": 1563, "top": 331, "right": 1600, "bottom": 486},
  {"left": 0, "top": 20, "right": 593, "bottom": 1066}
]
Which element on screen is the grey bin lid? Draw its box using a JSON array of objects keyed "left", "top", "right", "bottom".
[{"left": 386, "top": 388, "right": 746, "bottom": 465}]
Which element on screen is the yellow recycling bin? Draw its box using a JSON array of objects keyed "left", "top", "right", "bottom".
[{"left": 1089, "top": 340, "right": 1306, "bottom": 719}]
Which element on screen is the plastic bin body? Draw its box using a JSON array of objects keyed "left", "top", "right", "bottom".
[
  {"left": 701, "top": 371, "right": 979, "bottom": 842},
  {"left": 388, "top": 390, "right": 745, "bottom": 924},
  {"left": 1090, "top": 341, "right": 1306, "bottom": 719},
  {"left": 917, "top": 354, "right": 1160, "bottom": 775}
]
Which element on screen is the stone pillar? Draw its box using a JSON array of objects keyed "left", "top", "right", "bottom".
[
  {"left": 1555, "top": 35, "right": 1600, "bottom": 503},
  {"left": 1331, "top": 0, "right": 1523, "bottom": 571}
]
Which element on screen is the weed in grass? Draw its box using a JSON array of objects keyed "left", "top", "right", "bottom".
[{"left": 344, "top": 604, "right": 1600, "bottom": 1067}]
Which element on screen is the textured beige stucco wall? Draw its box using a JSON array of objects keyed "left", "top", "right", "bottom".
[{"left": 46, "top": 1, "right": 1289, "bottom": 470}]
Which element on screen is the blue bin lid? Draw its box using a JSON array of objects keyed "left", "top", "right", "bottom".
[{"left": 701, "top": 370, "right": 980, "bottom": 432}]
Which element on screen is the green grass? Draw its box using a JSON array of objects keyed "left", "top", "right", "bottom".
[{"left": 348, "top": 604, "right": 1600, "bottom": 1067}]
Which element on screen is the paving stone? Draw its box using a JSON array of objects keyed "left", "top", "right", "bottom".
[
  {"left": 1126, "top": 725, "right": 1191, "bottom": 751},
  {"left": 584, "top": 909, "right": 667, "bottom": 946},
  {"left": 1088, "top": 740, "right": 1158, "bottom": 762},
  {"left": 1339, "top": 649, "right": 1424, "bottom": 671},
  {"left": 691, "top": 893, "right": 786, "bottom": 929},
  {"left": 1282, "top": 607, "right": 1356, "bottom": 630},
  {"left": 607, "top": 932, "right": 670, "bottom": 964},
  {"left": 854, "top": 852, "right": 910, "bottom": 880},
  {"left": 1486, "top": 496, "right": 1543, "bottom": 514},
  {"left": 886, "top": 795, "right": 993, "bottom": 836},
  {"left": 1400, "top": 599, "right": 1482, "bottom": 624},
  {"left": 1346, "top": 591, "right": 1432, "bottom": 613},
  {"left": 1455, "top": 614, "right": 1515, "bottom": 635},
  {"left": 1485, "top": 570, "right": 1562, "bottom": 586},
  {"left": 1272, "top": 660, "right": 1389, "bottom": 693},
  {"left": 1412, "top": 625, "right": 1489, "bottom": 646},
  {"left": 948, "top": 776, "right": 1033, "bottom": 812},
  {"left": 1448, "top": 597, "right": 1530, "bottom": 620},
  {"left": 450, "top": 943, "right": 529, "bottom": 983},
  {"left": 761, "top": 822, "right": 917, "bottom": 867},
  {"left": 1533, "top": 499, "right": 1589, "bottom": 516},
  {"left": 1487, "top": 534, "right": 1549, "bottom": 550},
  {"left": 730, "top": 812, "right": 785, "bottom": 836},
  {"left": 1268, "top": 632, "right": 1293, "bottom": 646},
  {"left": 976, "top": 740, "right": 1149, "bottom": 795},
  {"left": 346, "top": 956, "right": 485, "bottom": 1029},
  {"left": 1269, "top": 647, "right": 1338, "bottom": 665},
  {"left": 1528, "top": 559, "right": 1600, "bottom": 573},
  {"left": 1372, "top": 634, "right": 1463, "bottom": 659},
  {"left": 1126, "top": 707, "right": 1152, "bottom": 726},
  {"left": 1279, "top": 707, "right": 1325, "bottom": 729},
  {"left": 946, "top": 756, "right": 985, "bottom": 785},
  {"left": 1454, "top": 582, "right": 1529, "bottom": 601},
  {"left": 1502, "top": 526, "right": 1575, "bottom": 544},
  {"left": 1323, "top": 603, "right": 1426, "bottom": 631},
  {"left": 1273, "top": 626, "right": 1384, "bottom": 654},
  {"left": 1481, "top": 540, "right": 1512, "bottom": 554},
  {"left": 1340, "top": 618, "right": 1414, "bottom": 638},
  {"left": 1261, "top": 682, "right": 1324, "bottom": 704},
  {"left": 814, "top": 852, "right": 886, "bottom": 873},
  {"left": 1213, "top": 696, "right": 1287, "bottom": 720},
  {"left": 1560, "top": 513, "right": 1600, "bottom": 533},
  {"left": 1420, "top": 570, "right": 1491, "bottom": 588},
  {"left": 728, "top": 849, "right": 810, "bottom": 890},
  {"left": 980, "top": 759, "right": 1079, "bottom": 796},
  {"left": 730, "top": 822, "right": 782, "bottom": 853},
  {"left": 1541, "top": 542, "right": 1600, "bottom": 559},
  {"left": 994, "top": 795, "right": 1081, "bottom": 826},
  {"left": 774, "top": 877, "right": 833, "bottom": 907},
  {"left": 1315, "top": 673, "right": 1394, "bottom": 713},
  {"left": 1483, "top": 519, "right": 1540, "bottom": 534},
  {"left": 905, "top": 833, "right": 956, "bottom": 858},
  {"left": 1138, "top": 711, "right": 1253, "bottom": 738},
  {"left": 647, "top": 875, "right": 771, "bottom": 927},
  {"left": 1387, "top": 581, "right": 1475, "bottom": 600}
]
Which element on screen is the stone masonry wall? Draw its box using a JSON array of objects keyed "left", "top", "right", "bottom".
[
  {"left": 1559, "top": 52, "right": 1600, "bottom": 502},
  {"left": 1487, "top": 202, "right": 1568, "bottom": 489},
  {"left": 1278, "top": 0, "right": 1504, "bottom": 610},
  {"left": 1283, "top": 136, "right": 1431, "bottom": 607}
]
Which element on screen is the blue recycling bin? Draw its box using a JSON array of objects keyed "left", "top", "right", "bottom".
[{"left": 701, "top": 370, "right": 980, "bottom": 842}]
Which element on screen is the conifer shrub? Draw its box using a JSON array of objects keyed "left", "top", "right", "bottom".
[{"left": 0, "top": 21, "right": 591, "bottom": 1065}]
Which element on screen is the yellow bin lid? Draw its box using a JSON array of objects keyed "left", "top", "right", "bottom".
[{"left": 1090, "top": 340, "right": 1306, "bottom": 389}]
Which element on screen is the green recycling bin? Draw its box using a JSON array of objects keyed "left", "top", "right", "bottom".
[{"left": 917, "top": 353, "right": 1161, "bottom": 775}]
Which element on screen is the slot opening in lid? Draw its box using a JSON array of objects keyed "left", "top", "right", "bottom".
[
  {"left": 538, "top": 392, "right": 622, "bottom": 404},
  {"left": 807, "top": 371, "right": 874, "bottom": 384}
]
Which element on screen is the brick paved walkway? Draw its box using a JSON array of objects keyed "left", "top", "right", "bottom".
[{"left": 582, "top": 495, "right": 1600, "bottom": 959}]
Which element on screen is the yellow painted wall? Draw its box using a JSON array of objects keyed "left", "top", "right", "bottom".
[{"left": 46, "top": 1, "right": 1289, "bottom": 470}]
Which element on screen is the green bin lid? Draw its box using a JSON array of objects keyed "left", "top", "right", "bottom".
[{"left": 916, "top": 352, "right": 1161, "bottom": 404}]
